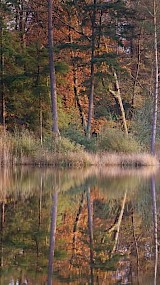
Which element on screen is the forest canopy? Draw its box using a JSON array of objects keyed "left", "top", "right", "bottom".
[{"left": 0, "top": 0, "right": 159, "bottom": 153}]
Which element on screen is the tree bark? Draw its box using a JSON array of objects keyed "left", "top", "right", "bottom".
[
  {"left": 68, "top": 25, "right": 87, "bottom": 133},
  {"left": 87, "top": 0, "right": 96, "bottom": 139},
  {"left": 109, "top": 70, "right": 128, "bottom": 136},
  {"left": 131, "top": 29, "right": 142, "bottom": 110},
  {"left": 48, "top": 0, "right": 59, "bottom": 135},
  {"left": 0, "top": 17, "right": 5, "bottom": 128},
  {"left": 151, "top": 0, "right": 158, "bottom": 155}
]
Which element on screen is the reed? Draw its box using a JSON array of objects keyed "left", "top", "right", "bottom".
[
  {"left": 89, "top": 152, "right": 159, "bottom": 167},
  {"left": 0, "top": 130, "right": 159, "bottom": 167}
]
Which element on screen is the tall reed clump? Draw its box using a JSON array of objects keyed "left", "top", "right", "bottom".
[
  {"left": 39, "top": 135, "right": 90, "bottom": 166},
  {"left": 11, "top": 129, "right": 42, "bottom": 164},
  {"left": 0, "top": 131, "right": 13, "bottom": 165},
  {"left": 10, "top": 130, "right": 90, "bottom": 166}
]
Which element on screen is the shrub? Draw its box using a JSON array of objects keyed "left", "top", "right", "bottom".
[
  {"left": 43, "top": 135, "right": 84, "bottom": 153},
  {"left": 62, "top": 125, "right": 97, "bottom": 152},
  {"left": 97, "top": 127, "right": 142, "bottom": 153}
]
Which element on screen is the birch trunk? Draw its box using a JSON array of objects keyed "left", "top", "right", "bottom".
[
  {"left": 151, "top": 0, "right": 158, "bottom": 155},
  {"left": 109, "top": 71, "right": 128, "bottom": 136}
]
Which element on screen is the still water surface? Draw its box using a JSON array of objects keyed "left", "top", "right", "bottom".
[{"left": 0, "top": 166, "right": 159, "bottom": 285}]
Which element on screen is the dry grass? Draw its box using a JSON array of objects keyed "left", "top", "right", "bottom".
[
  {"left": 88, "top": 152, "right": 159, "bottom": 167},
  {"left": 0, "top": 130, "right": 159, "bottom": 167},
  {"left": 29, "top": 152, "right": 159, "bottom": 167}
]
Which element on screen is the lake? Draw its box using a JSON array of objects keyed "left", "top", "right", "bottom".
[{"left": 0, "top": 166, "right": 159, "bottom": 285}]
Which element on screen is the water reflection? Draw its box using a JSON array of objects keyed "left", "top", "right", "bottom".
[{"left": 0, "top": 166, "right": 159, "bottom": 285}]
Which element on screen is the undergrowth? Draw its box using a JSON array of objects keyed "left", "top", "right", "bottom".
[{"left": 0, "top": 128, "right": 158, "bottom": 167}]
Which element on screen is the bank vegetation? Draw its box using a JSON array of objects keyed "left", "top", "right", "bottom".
[{"left": 0, "top": 129, "right": 159, "bottom": 167}]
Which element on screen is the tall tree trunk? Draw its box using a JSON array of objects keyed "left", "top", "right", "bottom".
[
  {"left": 48, "top": 0, "right": 59, "bottom": 135},
  {"left": 151, "top": 176, "right": 158, "bottom": 285},
  {"left": 19, "top": 0, "right": 26, "bottom": 49},
  {"left": 103, "top": 36, "right": 128, "bottom": 135},
  {"left": 47, "top": 191, "right": 58, "bottom": 285},
  {"left": 68, "top": 26, "right": 87, "bottom": 133},
  {"left": 131, "top": 29, "right": 142, "bottom": 110},
  {"left": 0, "top": 17, "right": 5, "bottom": 128},
  {"left": 151, "top": 0, "right": 158, "bottom": 155},
  {"left": 87, "top": 0, "right": 96, "bottom": 139}
]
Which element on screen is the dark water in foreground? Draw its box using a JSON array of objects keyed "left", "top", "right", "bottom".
[{"left": 0, "top": 166, "right": 159, "bottom": 285}]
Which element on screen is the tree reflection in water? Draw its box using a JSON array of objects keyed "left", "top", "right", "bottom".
[
  {"left": 151, "top": 175, "right": 158, "bottom": 285},
  {"left": 0, "top": 166, "right": 159, "bottom": 285}
]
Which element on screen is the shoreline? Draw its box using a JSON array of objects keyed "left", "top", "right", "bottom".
[{"left": 0, "top": 151, "right": 159, "bottom": 168}]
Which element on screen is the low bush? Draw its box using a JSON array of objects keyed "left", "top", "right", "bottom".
[
  {"left": 62, "top": 125, "right": 97, "bottom": 152},
  {"left": 97, "top": 127, "right": 143, "bottom": 153}
]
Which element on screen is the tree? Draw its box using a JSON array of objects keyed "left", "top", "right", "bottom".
[
  {"left": 48, "top": 0, "right": 59, "bottom": 135},
  {"left": 0, "top": 0, "right": 6, "bottom": 128},
  {"left": 151, "top": 0, "right": 159, "bottom": 154},
  {"left": 86, "top": 0, "right": 96, "bottom": 138}
]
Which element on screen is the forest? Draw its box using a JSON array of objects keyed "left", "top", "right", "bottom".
[{"left": 0, "top": 0, "right": 160, "bottom": 164}]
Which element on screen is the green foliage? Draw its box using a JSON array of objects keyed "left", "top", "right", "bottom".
[
  {"left": 62, "top": 124, "right": 97, "bottom": 152},
  {"left": 12, "top": 129, "right": 41, "bottom": 157},
  {"left": 132, "top": 100, "right": 152, "bottom": 147},
  {"left": 97, "top": 127, "right": 142, "bottom": 153}
]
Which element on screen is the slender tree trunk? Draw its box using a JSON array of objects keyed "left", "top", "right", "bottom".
[
  {"left": 102, "top": 37, "right": 128, "bottom": 135},
  {"left": 131, "top": 29, "right": 142, "bottom": 110},
  {"left": 48, "top": 0, "right": 59, "bottom": 135},
  {"left": 151, "top": 0, "right": 158, "bottom": 155},
  {"left": 109, "top": 70, "right": 128, "bottom": 136},
  {"left": 47, "top": 191, "right": 58, "bottom": 285},
  {"left": 19, "top": 0, "right": 26, "bottom": 49},
  {"left": 151, "top": 176, "right": 158, "bottom": 285},
  {"left": 36, "top": 51, "right": 43, "bottom": 146},
  {"left": 87, "top": 0, "right": 96, "bottom": 139},
  {"left": 73, "top": 67, "right": 87, "bottom": 134},
  {"left": 68, "top": 26, "right": 87, "bottom": 133},
  {"left": 0, "top": 18, "right": 5, "bottom": 128}
]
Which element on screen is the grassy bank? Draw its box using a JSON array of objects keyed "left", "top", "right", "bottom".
[{"left": 0, "top": 130, "right": 159, "bottom": 167}]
